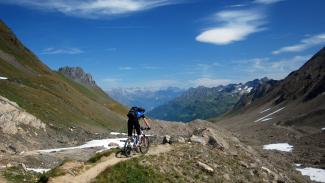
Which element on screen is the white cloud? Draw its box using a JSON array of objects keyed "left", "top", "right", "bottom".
[
  {"left": 254, "top": 0, "right": 285, "bottom": 5},
  {"left": 41, "top": 47, "right": 83, "bottom": 55},
  {"left": 189, "top": 78, "right": 230, "bottom": 88},
  {"left": 1, "top": 0, "right": 182, "bottom": 18},
  {"left": 119, "top": 66, "right": 133, "bottom": 70},
  {"left": 196, "top": 9, "right": 266, "bottom": 45},
  {"left": 272, "top": 33, "right": 325, "bottom": 55}
]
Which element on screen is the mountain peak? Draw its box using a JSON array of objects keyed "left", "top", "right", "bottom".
[{"left": 58, "top": 66, "right": 97, "bottom": 88}]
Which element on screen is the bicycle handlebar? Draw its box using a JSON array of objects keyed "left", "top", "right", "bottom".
[{"left": 140, "top": 126, "right": 151, "bottom": 131}]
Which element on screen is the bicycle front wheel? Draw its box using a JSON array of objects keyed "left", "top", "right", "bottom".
[
  {"left": 123, "top": 140, "right": 132, "bottom": 157},
  {"left": 139, "top": 136, "right": 150, "bottom": 154}
]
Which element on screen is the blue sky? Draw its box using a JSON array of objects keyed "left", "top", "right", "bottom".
[{"left": 0, "top": 0, "right": 325, "bottom": 90}]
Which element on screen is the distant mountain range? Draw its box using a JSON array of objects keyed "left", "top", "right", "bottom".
[
  {"left": 107, "top": 87, "right": 185, "bottom": 111},
  {"left": 148, "top": 78, "right": 270, "bottom": 122}
]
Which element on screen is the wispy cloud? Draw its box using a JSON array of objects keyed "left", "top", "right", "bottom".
[
  {"left": 41, "top": 47, "right": 83, "bottom": 55},
  {"left": 119, "top": 66, "right": 133, "bottom": 70},
  {"left": 143, "top": 65, "right": 160, "bottom": 70},
  {"left": 272, "top": 33, "right": 325, "bottom": 55},
  {"left": 236, "top": 55, "right": 311, "bottom": 79},
  {"left": 196, "top": 9, "right": 266, "bottom": 45},
  {"left": 1, "top": 0, "right": 183, "bottom": 18},
  {"left": 254, "top": 0, "right": 285, "bottom": 5}
]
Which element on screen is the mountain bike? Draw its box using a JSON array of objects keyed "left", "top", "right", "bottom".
[{"left": 116, "top": 127, "right": 150, "bottom": 158}]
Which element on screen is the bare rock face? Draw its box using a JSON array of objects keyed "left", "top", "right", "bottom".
[
  {"left": 58, "top": 67, "right": 97, "bottom": 88},
  {"left": 0, "top": 96, "right": 46, "bottom": 134}
]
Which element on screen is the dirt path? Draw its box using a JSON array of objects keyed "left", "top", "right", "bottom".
[
  {"left": 48, "top": 144, "right": 172, "bottom": 183},
  {"left": 0, "top": 175, "right": 8, "bottom": 183}
]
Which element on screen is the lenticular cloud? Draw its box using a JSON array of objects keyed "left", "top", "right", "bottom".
[{"left": 196, "top": 10, "right": 266, "bottom": 45}]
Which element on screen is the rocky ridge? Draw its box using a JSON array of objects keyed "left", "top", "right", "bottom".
[{"left": 58, "top": 67, "right": 97, "bottom": 88}]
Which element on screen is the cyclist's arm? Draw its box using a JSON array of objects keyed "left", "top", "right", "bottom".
[{"left": 143, "top": 117, "right": 151, "bottom": 129}]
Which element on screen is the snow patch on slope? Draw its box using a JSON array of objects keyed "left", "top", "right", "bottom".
[
  {"left": 0, "top": 76, "right": 8, "bottom": 80},
  {"left": 38, "top": 138, "right": 127, "bottom": 153},
  {"left": 297, "top": 167, "right": 325, "bottom": 183},
  {"left": 263, "top": 143, "right": 293, "bottom": 152}
]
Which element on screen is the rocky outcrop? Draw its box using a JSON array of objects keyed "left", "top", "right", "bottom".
[
  {"left": 0, "top": 96, "right": 46, "bottom": 134},
  {"left": 190, "top": 127, "right": 229, "bottom": 150},
  {"left": 58, "top": 67, "right": 97, "bottom": 88}
]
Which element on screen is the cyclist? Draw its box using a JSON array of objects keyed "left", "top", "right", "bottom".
[{"left": 127, "top": 107, "right": 151, "bottom": 145}]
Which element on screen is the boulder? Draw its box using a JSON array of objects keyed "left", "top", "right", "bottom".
[
  {"left": 190, "top": 135, "right": 206, "bottom": 145},
  {"left": 197, "top": 161, "right": 214, "bottom": 173},
  {"left": 177, "top": 136, "right": 186, "bottom": 143},
  {"left": 190, "top": 128, "right": 229, "bottom": 150},
  {"left": 163, "top": 135, "right": 171, "bottom": 144}
]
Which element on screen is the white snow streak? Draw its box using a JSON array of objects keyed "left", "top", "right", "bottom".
[
  {"left": 261, "top": 118, "right": 272, "bottom": 122},
  {"left": 255, "top": 107, "right": 285, "bottom": 122},
  {"left": 0, "top": 76, "right": 8, "bottom": 80},
  {"left": 321, "top": 128, "right": 325, "bottom": 131},
  {"left": 260, "top": 108, "right": 271, "bottom": 113},
  {"left": 27, "top": 168, "right": 51, "bottom": 173},
  {"left": 263, "top": 143, "right": 293, "bottom": 152},
  {"left": 297, "top": 167, "right": 325, "bottom": 183}
]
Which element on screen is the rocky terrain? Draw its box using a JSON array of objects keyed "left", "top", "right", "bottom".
[{"left": 0, "top": 120, "right": 311, "bottom": 183}]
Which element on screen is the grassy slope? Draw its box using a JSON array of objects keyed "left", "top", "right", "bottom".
[{"left": 0, "top": 20, "right": 127, "bottom": 132}]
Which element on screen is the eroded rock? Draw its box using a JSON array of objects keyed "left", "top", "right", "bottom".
[{"left": 0, "top": 96, "right": 46, "bottom": 134}]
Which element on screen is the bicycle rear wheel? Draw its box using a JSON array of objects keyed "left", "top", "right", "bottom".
[{"left": 139, "top": 136, "right": 150, "bottom": 154}]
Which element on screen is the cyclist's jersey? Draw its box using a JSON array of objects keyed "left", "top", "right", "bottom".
[{"left": 137, "top": 111, "right": 145, "bottom": 119}]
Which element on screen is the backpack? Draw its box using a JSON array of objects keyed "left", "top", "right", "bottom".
[
  {"left": 127, "top": 107, "right": 138, "bottom": 121},
  {"left": 127, "top": 107, "right": 146, "bottom": 121}
]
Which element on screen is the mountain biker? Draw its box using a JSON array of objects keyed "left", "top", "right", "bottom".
[{"left": 127, "top": 107, "right": 151, "bottom": 144}]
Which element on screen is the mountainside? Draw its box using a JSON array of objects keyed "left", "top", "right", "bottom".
[
  {"left": 0, "top": 20, "right": 127, "bottom": 152},
  {"left": 148, "top": 78, "right": 269, "bottom": 122},
  {"left": 107, "top": 87, "right": 185, "bottom": 111},
  {"left": 214, "top": 47, "right": 325, "bottom": 170}
]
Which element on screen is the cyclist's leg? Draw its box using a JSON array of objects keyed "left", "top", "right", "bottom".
[
  {"left": 127, "top": 120, "right": 133, "bottom": 139},
  {"left": 134, "top": 120, "right": 141, "bottom": 145}
]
